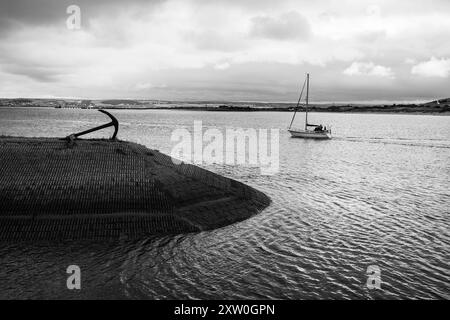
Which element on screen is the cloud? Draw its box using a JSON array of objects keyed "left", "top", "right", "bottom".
[
  {"left": 1, "top": 0, "right": 450, "bottom": 101},
  {"left": 366, "top": 4, "right": 381, "bottom": 17},
  {"left": 185, "top": 30, "right": 247, "bottom": 52},
  {"left": 214, "top": 62, "right": 231, "bottom": 70},
  {"left": 411, "top": 57, "right": 450, "bottom": 78},
  {"left": 134, "top": 82, "right": 167, "bottom": 90},
  {"left": 0, "top": 64, "right": 62, "bottom": 82},
  {"left": 0, "top": 0, "right": 165, "bottom": 36},
  {"left": 343, "top": 62, "right": 395, "bottom": 78},
  {"left": 356, "top": 30, "right": 386, "bottom": 42},
  {"left": 249, "top": 11, "right": 311, "bottom": 41}
]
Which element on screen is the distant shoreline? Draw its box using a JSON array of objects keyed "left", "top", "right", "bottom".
[
  {"left": 1, "top": 105, "right": 449, "bottom": 115},
  {"left": 1, "top": 97, "right": 449, "bottom": 115}
]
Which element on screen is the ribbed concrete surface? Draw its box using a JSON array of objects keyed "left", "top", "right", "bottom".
[{"left": 0, "top": 137, "right": 270, "bottom": 240}]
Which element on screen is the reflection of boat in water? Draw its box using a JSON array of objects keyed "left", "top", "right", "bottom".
[{"left": 288, "top": 73, "right": 332, "bottom": 139}]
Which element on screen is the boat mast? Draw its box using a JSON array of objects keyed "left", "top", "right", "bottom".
[
  {"left": 305, "top": 73, "right": 309, "bottom": 130},
  {"left": 288, "top": 76, "right": 307, "bottom": 130}
]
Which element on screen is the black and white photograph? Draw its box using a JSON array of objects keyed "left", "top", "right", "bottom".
[{"left": 0, "top": 0, "right": 448, "bottom": 306}]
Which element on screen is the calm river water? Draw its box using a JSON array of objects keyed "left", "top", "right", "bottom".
[{"left": 0, "top": 107, "right": 449, "bottom": 299}]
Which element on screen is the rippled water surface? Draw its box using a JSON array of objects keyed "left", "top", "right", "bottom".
[{"left": 0, "top": 107, "right": 449, "bottom": 299}]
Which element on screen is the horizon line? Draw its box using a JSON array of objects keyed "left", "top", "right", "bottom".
[{"left": 0, "top": 97, "right": 446, "bottom": 106}]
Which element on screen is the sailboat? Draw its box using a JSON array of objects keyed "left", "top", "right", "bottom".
[{"left": 288, "top": 73, "right": 332, "bottom": 139}]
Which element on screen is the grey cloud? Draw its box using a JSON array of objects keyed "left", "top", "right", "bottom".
[
  {"left": 0, "top": 63, "right": 64, "bottom": 82},
  {"left": 185, "top": 30, "right": 248, "bottom": 52},
  {"left": 0, "top": 47, "right": 68, "bottom": 82},
  {"left": 357, "top": 30, "right": 387, "bottom": 42},
  {"left": 0, "top": 0, "right": 67, "bottom": 26},
  {"left": 0, "top": 0, "right": 165, "bottom": 34},
  {"left": 249, "top": 11, "right": 311, "bottom": 41}
]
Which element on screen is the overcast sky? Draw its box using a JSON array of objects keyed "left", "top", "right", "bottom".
[{"left": 0, "top": 0, "right": 449, "bottom": 102}]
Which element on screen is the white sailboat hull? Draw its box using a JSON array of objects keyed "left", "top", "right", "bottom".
[{"left": 288, "top": 129, "right": 332, "bottom": 139}]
